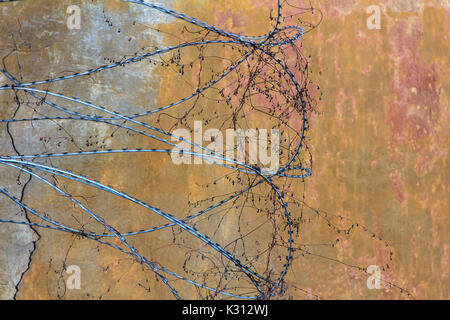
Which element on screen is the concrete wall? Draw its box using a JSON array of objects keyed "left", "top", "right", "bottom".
[{"left": 0, "top": 0, "right": 448, "bottom": 299}]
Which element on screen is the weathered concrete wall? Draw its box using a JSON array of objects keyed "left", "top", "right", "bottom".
[
  {"left": 0, "top": 0, "right": 448, "bottom": 299},
  {"left": 298, "top": 0, "right": 449, "bottom": 299}
]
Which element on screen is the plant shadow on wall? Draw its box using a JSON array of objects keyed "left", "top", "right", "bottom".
[{"left": 0, "top": 0, "right": 413, "bottom": 299}]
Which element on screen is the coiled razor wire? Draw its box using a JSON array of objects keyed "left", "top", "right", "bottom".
[{"left": 0, "top": 0, "right": 413, "bottom": 299}]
